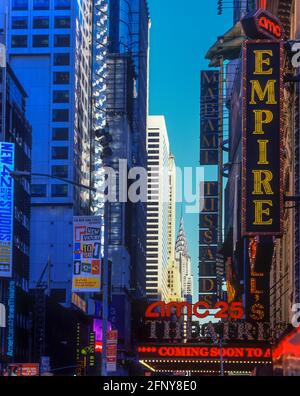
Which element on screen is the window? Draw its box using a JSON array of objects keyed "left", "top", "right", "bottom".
[
  {"left": 54, "top": 34, "right": 70, "bottom": 47},
  {"left": 53, "top": 72, "right": 70, "bottom": 85},
  {"left": 54, "top": 0, "right": 71, "bottom": 10},
  {"left": 33, "top": 35, "right": 49, "bottom": 47},
  {"left": 31, "top": 184, "right": 46, "bottom": 197},
  {"left": 53, "top": 90, "right": 69, "bottom": 103},
  {"left": 53, "top": 53, "right": 70, "bottom": 66},
  {"left": 52, "top": 146, "right": 68, "bottom": 159},
  {"left": 55, "top": 16, "right": 71, "bottom": 29},
  {"left": 12, "top": 0, "right": 28, "bottom": 10},
  {"left": 12, "top": 17, "right": 28, "bottom": 29},
  {"left": 53, "top": 109, "right": 69, "bottom": 122},
  {"left": 33, "top": 17, "right": 49, "bottom": 29},
  {"left": 51, "top": 184, "right": 68, "bottom": 197},
  {"left": 52, "top": 165, "right": 68, "bottom": 178},
  {"left": 11, "top": 35, "right": 28, "bottom": 48},
  {"left": 33, "top": 0, "right": 49, "bottom": 9},
  {"left": 52, "top": 128, "right": 68, "bottom": 141}
]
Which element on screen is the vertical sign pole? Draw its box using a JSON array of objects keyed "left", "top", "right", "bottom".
[{"left": 101, "top": 200, "right": 109, "bottom": 376}]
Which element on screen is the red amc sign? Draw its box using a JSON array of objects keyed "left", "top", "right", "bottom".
[
  {"left": 138, "top": 346, "right": 271, "bottom": 359},
  {"left": 241, "top": 9, "right": 284, "bottom": 41},
  {"left": 145, "top": 301, "right": 244, "bottom": 320}
]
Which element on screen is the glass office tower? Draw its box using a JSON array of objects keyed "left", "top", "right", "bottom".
[{"left": 1, "top": 0, "right": 96, "bottom": 304}]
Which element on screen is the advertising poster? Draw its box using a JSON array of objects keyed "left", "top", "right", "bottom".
[
  {"left": 72, "top": 216, "right": 102, "bottom": 293},
  {"left": 0, "top": 142, "right": 15, "bottom": 278},
  {"left": 7, "top": 364, "right": 39, "bottom": 376}
]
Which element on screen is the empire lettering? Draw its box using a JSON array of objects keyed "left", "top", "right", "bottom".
[{"left": 242, "top": 41, "right": 283, "bottom": 236}]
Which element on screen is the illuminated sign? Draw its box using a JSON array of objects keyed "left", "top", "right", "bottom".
[
  {"left": 72, "top": 216, "right": 102, "bottom": 292},
  {"left": 138, "top": 345, "right": 271, "bottom": 359},
  {"left": 200, "top": 71, "right": 219, "bottom": 165},
  {"left": 89, "top": 331, "right": 95, "bottom": 368},
  {"left": 242, "top": 41, "right": 283, "bottom": 236},
  {"left": 71, "top": 292, "right": 87, "bottom": 313},
  {"left": 95, "top": 341, "right": 103, "bottom": 353},
  {"left": 145, "top": 301, "right": 244, "bottom": 320},
  {"left": 7, "top": 363, "right": 39, "bottom": 376},
  {"left": 241, "top": 9, "right": 284, "bottom": 41},
  {"left": 0, "top": 142, "right": 15, "bottom": 278},
  {"left": 143, "top": 319, "right": 273, "bottom": 342},
  {"left": 106, "top": 330, "right": 118, "bottom": 373},
  {"left": 246, "top": 238, "right": 271, "bottom": 322},
  {"left": 199, "top": 181, "right": 218, "bottom": 303},
  {"left": 7, "top": 280, "right": 15, "bottom": 357}
]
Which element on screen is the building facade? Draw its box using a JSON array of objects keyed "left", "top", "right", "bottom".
[
  {"left": 219, "top": 0, "right": 300, "bottom": 376},
  {"left": 0, "top": 62, "right": 32, "bottom": 367},
  {"left": 1, "top": 0, "right": 96, "bottom": 305},
  {"left": 166, "top": 153, "right": 181, "bottom": 302},
  {"left": 108, "top": 0, "right": 150, "bottom": 299},
  {"left": 175, "top": 217, "right": 193, "bottom": 304},
  {"left": 146, "top": 115, "right": 170, "bottom": 302}
]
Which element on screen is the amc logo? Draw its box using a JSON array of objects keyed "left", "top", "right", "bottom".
[{"left": 0, "top": 303, "right": 5, "bottom": 328}]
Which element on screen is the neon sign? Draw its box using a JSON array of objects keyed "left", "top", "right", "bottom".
[
  {"left": 145, "top": 301, "right": 244, "bottom": 320},
  {"left": 138, "top": 345, "right": 271, "bottom": 359},
  {"left": 258, "top": 16, "right": 282, "bottom": 39},
  {"left": 241, "top": 9, "right": 284, "bottom": 41},
  {"left": 7, "top": 280, "right": 15, "bottom": 357}
]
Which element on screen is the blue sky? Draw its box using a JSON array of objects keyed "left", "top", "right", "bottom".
[{"left": 148, "top": 0, "right": 232, "bottom": 300}]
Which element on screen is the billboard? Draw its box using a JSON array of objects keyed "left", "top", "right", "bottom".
[
  {"left": 199, "top": 181, "right": 218, "bottom": 304},
  {"left": 200, "top": 71, "right": 219, "bottom": 165},
  {"left": 7, "top": 363, "right": 39, "bottom": 376},
  {"left": 242, "top": 41, "right": 283, "bottom": 236},
  {"left": 72, "top": 216, "right": 102, "bottom": 292},
  {"left": 0, "top": 142, "right": 15, "bottom": 278}
]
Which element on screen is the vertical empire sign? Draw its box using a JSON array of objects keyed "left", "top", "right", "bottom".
[
  {"left": 242, "top": 41, "right": 283, "bottom": 236},
  {"left": 199, "top": 182, "right": 218, "bottom": 304},
  {"left": 72, "top": 216, "right": 102, "bottom": 292},
  {"left": 242, "top": 40, "right": 283, "bottom": 323},
  {"left": 0, "top": 142, "right": 14, "bottom": 278},
  {"left": 200, "top": 71, "right": 219, "bottom": 165}
]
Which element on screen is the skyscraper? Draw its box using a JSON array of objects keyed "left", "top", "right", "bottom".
[
  {"left": 0, "top": 61, "right": 32, "bottom": 363},
  {"left": 146, "top": 115, "right": 170, "bottom": 302},
  {"left": 166, "top": 154, "right": 182, "bottom": 302},
  {"left": 1, "top": 0, "right": 102, "bottom": 304},
  {"left": 108, "top": 0, "right": 150, "bottom": 299},
  {"left": 175, "top": 217, "right": 193, "bottom": 303}
]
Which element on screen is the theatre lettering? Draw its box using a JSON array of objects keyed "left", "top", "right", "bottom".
[{"left": 242, "top": 41, "right": 283, "bottom": 236}]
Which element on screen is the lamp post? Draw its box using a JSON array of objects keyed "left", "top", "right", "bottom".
[{"left": 10, "top": 171, "right": 96, "bottom": 193}]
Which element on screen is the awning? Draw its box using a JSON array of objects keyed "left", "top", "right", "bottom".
[{"left": 205, "top": 22, "right": 246, "bottom": 67}]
